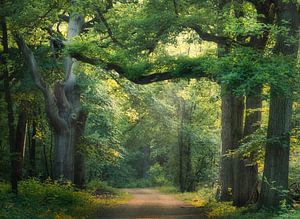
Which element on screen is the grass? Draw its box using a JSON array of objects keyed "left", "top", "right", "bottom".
[
  {"left": 157, "top": 186, "right": 300, "bottom": 219},
  {"left": 0, "top": 179, "right": 130, "bottom": 219}
]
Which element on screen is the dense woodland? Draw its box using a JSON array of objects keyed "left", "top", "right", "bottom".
[{"left": 0, "top": 0, "right": 300, "bottom": 218}]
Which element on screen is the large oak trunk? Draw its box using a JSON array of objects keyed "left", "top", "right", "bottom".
[
  {"left": 16, "top": 12, "right": 86, "bottom": 184},
  {"left": 259, "top": 92, "right": 292, "bottom": 207},
  {"left": 219, "top": 88, "right": 244, "bottom": 201},
  {"left": 258, "top": 1, "right": 299, "bottom": 208},
  {"left": 53, "top": 128, "right": 76, "bottom": 180}
]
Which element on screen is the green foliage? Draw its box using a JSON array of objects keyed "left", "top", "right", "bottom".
[
  {"left": 148, "top": 163, "right": 170, "bottom": 186},
  {"left": 86, "top": 179, "right": 118, "bottom": 195},
  {"left": 0, "top": 179, "right": 96, "bottom": 218}
]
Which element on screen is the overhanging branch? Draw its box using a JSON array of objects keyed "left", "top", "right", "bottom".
[{"left": 71, "top": 53, "right": 208, "bottom": 84}]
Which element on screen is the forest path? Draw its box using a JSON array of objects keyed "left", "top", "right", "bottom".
[{"left": 98, "top": 188, "right": 207, "bottom": 219}]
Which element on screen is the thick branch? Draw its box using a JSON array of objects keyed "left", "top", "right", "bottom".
[
  {"left": 15, "top": 35, "right": 68, "bottom": 131},
  {"left": 14, "top": 35, "right": 47, "bottom": 91},
  {"left": 71, "top": 53, "right": 208, "bottom": 84},
  {"left": 58, "top": 14, "right": 69, "bottom": 22},
  {"left": 64, "top": 13, "right": 84, "bottom": 84}
]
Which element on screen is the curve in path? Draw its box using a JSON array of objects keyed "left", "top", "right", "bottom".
[{"left": 98, "top": 188, "right": 207, "bottom": 219}]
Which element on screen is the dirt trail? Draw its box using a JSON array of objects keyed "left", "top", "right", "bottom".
[{"left": 98, "top": 188, "right": 207, "bottom": 219}]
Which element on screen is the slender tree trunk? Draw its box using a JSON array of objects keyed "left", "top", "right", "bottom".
[
  {"left": 178, "top": 100, "right": 193, "bottom": 192},
  {"left": 233, "top": 91, "right": 262, "bottom": 206},
  {"left": 15, "top": 111, "right": 27, "bottom": 181},
  {"left": 28, "top": 120, "right": 36, "bottom": 177},
  {"left": 143, "top": 146, "right": 150, "bottom": 178}
]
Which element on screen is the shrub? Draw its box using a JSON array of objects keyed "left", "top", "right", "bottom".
[
  {"left": 0, "top": 179, "right": 96, "bottom": 219},
  {"left": 86, "top": 179, "right": 118, "bottom": 195}
]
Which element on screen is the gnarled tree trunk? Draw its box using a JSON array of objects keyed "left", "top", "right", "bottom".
[{"left": 16, "top": 12, "right": 86, "bottom": 183}]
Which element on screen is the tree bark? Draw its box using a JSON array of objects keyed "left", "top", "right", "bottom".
[
  {"left": 219, "top": 87, "right": 244, "bottom": 201},
  {"left": 28, "top": 120, "right": 37, "bottom": 177},
  {"left": 259, "top": 91, "right": 292, "bottom": 207},
  {"left": 15, "top": 111, "right": 27, "bottom": 181},
  {"left": 178, "top": 100, "right": 194, "bottom": 192},
  {"left": 258, "top": 1, "right": 299, "bottom": 208},
  {"left": 233, "top": 91, "right": 262, "bottom": 206},
  {"left": 74, "top": 111, "right": 88, "bottom": 188}
]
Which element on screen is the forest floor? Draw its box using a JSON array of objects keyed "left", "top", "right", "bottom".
[{"left": 97, "top": 188, "right": 207, "bottom": 219}]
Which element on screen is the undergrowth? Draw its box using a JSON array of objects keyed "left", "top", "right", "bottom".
[
  {"left": 0, "top": 179, "right": 128, "bottom": 219},
  {"left": 157, "top": 186, "right": 300, "bottom": 218}
]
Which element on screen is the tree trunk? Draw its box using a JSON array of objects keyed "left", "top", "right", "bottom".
[
  {"left": 74, "top": 111, "right": 88, "bottom": 187},
  {"left": 178, "top": 100, "right": 193, "bottom": 192},
  {"left": 258, "top": 1, "right": 299, "bottom": 208},
  {"left": 53, "top": 128, "right": 76, "bottom": 180},
  {"left": 259, "top": 92, "right": 292, "bottom": 207},
  {"left": 16, "top": 12, "right": 86, "bottom": 183},
  {"left": 233, "top": 91, "right": 262, "bottom": 206},
  {"left": 0, "top": 7, "right": 17, "bottom": 193},
  {"left": 28, "top": 120, "right": 37, "bottom": 177},
  {"left": 15, "top": 112, "right": 27, "bottom": 181},
  {"left": 219, "top": 87, "right": 244, "bottom": 201}
]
